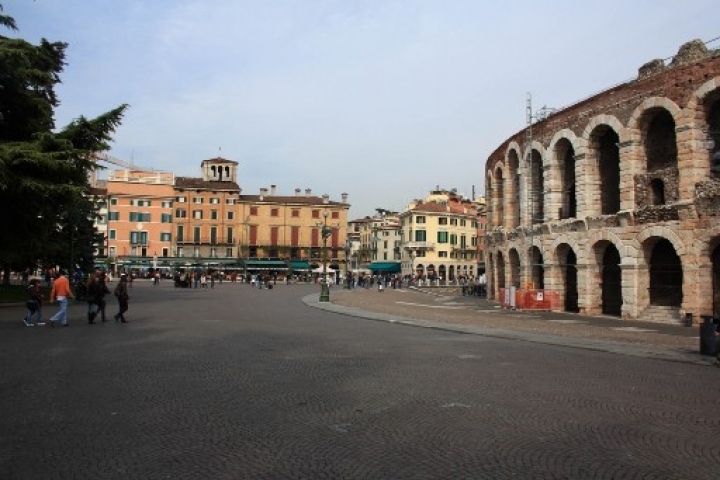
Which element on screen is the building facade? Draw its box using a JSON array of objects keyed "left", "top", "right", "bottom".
[
  {"left": 484, "top": 40, "right": 720, "bottom": 322},
  {"left": 400, "top": 189, "right": 480, "bottom": 280}
]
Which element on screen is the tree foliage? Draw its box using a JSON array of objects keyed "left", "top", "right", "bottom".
[{"left": 0, "top": 4, "right": 128, "bottom": 282}]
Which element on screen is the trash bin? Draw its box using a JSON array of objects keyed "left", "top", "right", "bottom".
[{"left": 699, "top": 315, "right": 720, "bottom": 356}]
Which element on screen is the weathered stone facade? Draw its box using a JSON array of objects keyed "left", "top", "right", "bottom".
[{"left": 484, "top": 40, "right": 720, "bottom": 324}]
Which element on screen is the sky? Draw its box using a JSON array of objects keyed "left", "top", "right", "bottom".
[{"left": 5, "top": 0, "right": 718, "bottom": 219}]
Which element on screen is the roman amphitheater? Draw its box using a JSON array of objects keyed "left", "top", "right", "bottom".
[{"left": 484, "top": 39, "right": 720, "bottom": 324}]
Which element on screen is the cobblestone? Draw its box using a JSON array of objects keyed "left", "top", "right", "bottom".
[{"left": 0, "top": 281, "right": 718, "bottom": 478}]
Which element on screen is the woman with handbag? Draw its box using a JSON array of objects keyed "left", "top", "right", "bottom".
[{"left": 24, "top": 279, "right": 43, "bottom": 326}]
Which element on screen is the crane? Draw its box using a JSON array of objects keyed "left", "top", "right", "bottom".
[{"left": 89, "top": 152, "right": 156, "bottom": 187}]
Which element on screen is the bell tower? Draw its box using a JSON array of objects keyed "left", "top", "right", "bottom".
[{"left": 201, "top": 157, "right": 238, "bottom": 183}]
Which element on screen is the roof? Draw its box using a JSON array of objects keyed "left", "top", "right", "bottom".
[
  {"left": 406, "top": 202, "right": 477, "bottom": 216},
  {"left": 175, "top": 177, "right": 240, "bottom": 191},
  {"left": 240, "top": 195, "right": 347, "bottom": 206},
  {"left": 201, "top": 157, "right": 238, "bottom": 165}
]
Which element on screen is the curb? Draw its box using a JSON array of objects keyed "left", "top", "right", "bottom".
[{"left": 302, "top": 294, "right": 715, "bottom": 367}]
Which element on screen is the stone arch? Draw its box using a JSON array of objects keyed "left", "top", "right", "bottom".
[
  {"left": 528, "top": 245, "right": 545, "bottom": 289},
  {"left": 642, "top": 237, "right": 683, "bottom": 308},
  {"left": 509, "top": 248, "right": 521, "bottom": 288},
  {"left": 586, "top": 233, "right": 627, "bottom": 317},
  {"left": 492, "top": 163, "right": 506, "bottom": 227},
  {"left": 556, "top": 242, "right": 579, "bottom": 312},
  {"left": 627, "top": 97, "right": 682, "bottom": 132},
  {"left": 496, "top": 251, "right": 506, "bottom": 290},
  {"left": 636, "top": 226, "right": 685, "bottom": 258},
  {"left": 505, "top": 147, "right": 522, "bottom": 228},
  {"left": 685, "top": 77, "right": 720, "bottom": 173},
  {"left": 582, "top": 117, "right": 624, "bottom": 216}
]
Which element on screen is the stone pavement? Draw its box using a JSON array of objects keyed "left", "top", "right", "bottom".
[{"left": 305, "top": 286, "right": 715, "bottom": 366}]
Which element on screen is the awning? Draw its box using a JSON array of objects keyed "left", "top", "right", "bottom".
[
  {"left": 242, "top": 260, "right": 289, "bottom": 270},
  {"left": 366, "top": 261, "right": 402, "bottom": 274},
  {"left": 289, "top": 261, "right": 311, "bottom": 271}
]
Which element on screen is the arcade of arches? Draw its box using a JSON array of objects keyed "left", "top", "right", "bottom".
[{"left": 484, "top": 45, "right": 720, "bottom": 323}]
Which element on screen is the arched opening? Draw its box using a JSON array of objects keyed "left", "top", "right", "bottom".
[
  {"left": 592, "top": 126, "right": 621, "bottom": 215},
  {"left": 438, "top": 265, "right": 447, "bottom": 283},
  {"left": 644, "top": 109, "right": 678, "bottom": 172},
  {"left": 494, "top": 168, "right": 505, "bottom": 226},
  {"left": 601, "top": 244, "right": 622, "bottom": 316},
  {"left": 555, "top": 139, "right": 577, "bottom": 219},
  {"left": 530, "top": 246, "right": 544, "bottom": 289},
  {"left": 487, "top": 253, "right": 494, "bottom": 297},
  {"left": 649, "top": 239, "right": 683, "bottom": 307},
  {"left": 427, "top": 264, "right": 436, "bottom": 281},
  {"left": 713, "top": 244, "right": 720, "bottom": 316},
  {"left": 649, "top": 179, "right": 665, "bottom": 205},
  {"left": 416, "top": 264, "right": 425, "bottom": 279},
  {"left": 530, "top": 149, "right": 544, "bottom": 224},
  {"left": 560, "top": 246, "right": 579, "bottom": 312},
  {"left": 449, "top": 265, "right": 455, "bottom": 281},
  {"left": 508, "top": 150, "right": 521, "bottom": 228},
  {"left": 706, "top": 93, "right": 720, "bottom": 174},
  {"left": 496, "top": 252, "right": 506, "bottom": 289},
  {"left": 509, "top": 249, "right": 521, "bottom": 287}
]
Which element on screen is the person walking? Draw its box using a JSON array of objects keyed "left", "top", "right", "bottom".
[
  {"left": 86, "top": 270, "right": 110, "bottom": 324},
  {"left": 24, "top": 279, "right": 44, "bottom": 327},
  {"left": 113, "top": 273, "right": 130, "bottom": 323},
  {"left": 48, "top": 271, "right": 74, "bottom": 327},
  {"left": 96, "top": 270, "right": 110, "bottom": 321}
]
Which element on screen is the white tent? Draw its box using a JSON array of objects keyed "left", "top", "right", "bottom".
[{"left": 312, "top": 267, "right": 337, "bottom": 275}]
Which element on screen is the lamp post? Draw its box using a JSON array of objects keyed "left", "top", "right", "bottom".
[
  {"left": 344, "top": 241, "right": 351, "bottom": 289},
  {"left": 407, "top": 249, "right": 416, "bottom": 287},
  {"left": 319, "top": 209, "right": 332, "bottom": 302}
]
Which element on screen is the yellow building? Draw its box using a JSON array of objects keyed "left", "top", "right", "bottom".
[{"left": 400, "top": 189, "right": 480, "bottom": 281}]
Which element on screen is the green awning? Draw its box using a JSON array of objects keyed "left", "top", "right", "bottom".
[
  {"left": 242, "top": 260, "right": 289, "bottom": 270},
  {"left": 289, "top": 261, "right": 311, "bottom": 271},
  {"left": 367, "top": 261, "right": 402, "bottom": 274}
]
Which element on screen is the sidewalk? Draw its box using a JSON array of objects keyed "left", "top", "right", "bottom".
[{"left": 303, "top": 286, "right": 716, "bottom": 367}]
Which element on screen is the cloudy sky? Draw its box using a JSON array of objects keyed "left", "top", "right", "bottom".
[{"left": 6, "top": 0, "right": 717, "bottom": 218}]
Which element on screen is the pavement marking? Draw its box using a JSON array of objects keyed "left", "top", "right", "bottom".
[
  {"left": 611, "top": 327, "right": 658, "bottom": 333},
  {"left": 548, "top": 319, "right": 589, "bottom": 324},
  {"left": 395, "top": 301, "right": 466, "bottom": 309}
]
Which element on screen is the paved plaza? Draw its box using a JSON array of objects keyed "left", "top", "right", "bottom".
[{"left": 2, "top": 281, "right": 720, "bottom": 479}]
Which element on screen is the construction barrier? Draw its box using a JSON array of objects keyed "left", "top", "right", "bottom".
[{"left": 499, "top": 288, "right": 560, "bottom": 311}]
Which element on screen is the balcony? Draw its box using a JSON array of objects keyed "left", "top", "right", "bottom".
[
  {"left": 404, "top": 241, "right": 435, "bottom": 251},
  {"left": 175, "top": 237, "right": 235, "bottom": 245}
]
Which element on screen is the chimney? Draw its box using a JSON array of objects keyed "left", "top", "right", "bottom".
[
  {"left": 322, "top": 194, "right": 329, "bottom": 204},
  {"left": 270, "top": 184, "right": 276, "bottom": 196},
  {"left": 260, "top": 187, "right": 267, "bottom": 201},
  {"left": 295, "top": 188, "right": 301, "bottom": 196},
  {"left": 305, "top": 188, "right": 312, "bottom": 197},
  {"left": 341, "top": 192, "right": 348, "bottom": 204}
]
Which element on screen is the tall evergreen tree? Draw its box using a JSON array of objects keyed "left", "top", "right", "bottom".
[{"left": 0, "top": 4, "right": 128, "bottom": 282}]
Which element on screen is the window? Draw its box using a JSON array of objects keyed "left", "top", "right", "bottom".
[
  {"left": 450, "top": 234, "right": 457, "bottom": 245},
  {"left": 227, "top": 227, "right": 233, "bottom": 244},
  {"left": 332, "top": 211, "right": 339, "bottom": 219},
  {"left": 439, "top": 217, "right": 448, "bottom": 225},
  {"left": 177, "top": 226, "right": 184, "bottom": 241},
  {"left": 193, "top": 247, "right": 200, "bottom": 257},
  {"left": 210, "top": 198, "right": 220, "bottom": 204},
  {"left": 312, "top": 210, "right": 320, "bottom": 219},
  {"left": 439, "top": 251, "right": 448, "bottom": 258},
  {"left": 226, "top": 198, "right": 236, "bottom": 205},
  {"left": 108, "top": 212, "right": 119, "bottom": 221},
  {"left": 460, "top": 235, "right": 467, "bottom": 248},
  {"left": 227, "top": 211, "right": 234, "bottom": 220},
  {"left": 416, "top": 216, "right": 426, "bottom": 224},
  {"left": 414, "top": 230, "right": 426, "bottom": 242},
  {"left": 176, "top": 209, "right": 187, "bottom": 218},
  {"left": 193, "top": 210, "right": 202, "bottom": 220},
  {"left": 109, "top": 230, "right": 116, "bottom": 240},
  {"left": 193, "top": 197, "right": 203, "bottom": 204},
  {"left": 160, "top": 232, "right": 171, "bottom": 242},
  {"left": 437, "top": 231, "right": 448, "bottom": 243},
  {"left": 129, "top": 212, "right": 150, "bottom": 222},
  {"left": 225, "top": 248, "right": 233, "bottom": 258},
  {"left": 130, "top": 231, "right": 148, "bottom": 245},
  {"left": 176, "top": 196, "right": 186, "bottom": 203},
  {"left": 162, "top": 201, "right": 173, "bottom": 208},
  {"left": 161, "top": 213, "right": 172, "bottom": 223},
  {"left": 211, "top": 210, "right": 218, "bottom": 220},
  {"left": 250, "top": 206, "right": 258, "bottom": 215},
  {"left": 110, "top": 198, "right": 118, "bottom": 206},
  {"left": 109, "top": 247, "right": 116, "bottom": 257},
  {"left": 271, "top": 208, "right": 279, "bottom": 217},
  {"left": 210, "top": 248, "right": 217, "bottom": 258},
  {"left": 177, "top": 247, "right": 184, "bottom": 258},
  {"left": 291, "top": 209, "right": 300, "bottom": 218},
  {"left": 450, "top": 218, "right": 457, "bottom": 226},
  {"left": 460, "top": 219, "right": 466, "bottom": 227},
  {"left": 193, "top": 227, "right": 201, "bottom": 243}
]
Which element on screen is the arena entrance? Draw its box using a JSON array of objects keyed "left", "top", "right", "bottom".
[
  {"left": 563, "top": 248, "right": 579, "bottom": 313},
  {"left": 648, "top": 239, "right": 682, "bottom": 307},
  {"left": 601, "top": 244, "right": 622, "bottom": 316}
]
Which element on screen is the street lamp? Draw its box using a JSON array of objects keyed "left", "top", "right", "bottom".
[
  {"left": 319, "top": 209, "right": 332, "bottom": 302},
  {"left": 407, "top": 249, "right": 416, "bottom": 287},
  {"left": 344, "top": 240, "right": 351, "bottom": 289}
]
